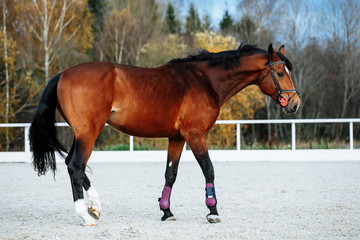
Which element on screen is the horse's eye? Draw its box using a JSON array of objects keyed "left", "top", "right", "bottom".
[{"left": 277, "top": 72, "right": 284, "bottom": 78}]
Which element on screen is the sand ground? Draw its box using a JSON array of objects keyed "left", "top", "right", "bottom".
[{"left": 1, "top": 161, "right": 359, "bottom": 240}]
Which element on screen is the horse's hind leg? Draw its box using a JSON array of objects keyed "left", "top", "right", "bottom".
[
  {"left": 159, "top": 138, "right": 185, "bottom": 221},
  {"left": 67, "top": 136, "right": 98, "bottom": 226},
  {"left": 65, "top": 140, "right": 101, "bottom": 222}
]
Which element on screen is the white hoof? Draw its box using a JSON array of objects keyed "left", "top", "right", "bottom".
[
  {"left": 206, "top": 214, "right": 221, "bottom": 223},
  {"left": 164, "top": 216, "right": 176, "bottom": 221}
]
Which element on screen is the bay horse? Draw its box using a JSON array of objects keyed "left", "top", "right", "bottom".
[{"left": 29, "top": 43, "right": 300, "bottom": 226}]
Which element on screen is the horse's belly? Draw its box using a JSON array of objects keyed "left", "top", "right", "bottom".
[{"left": 107, "top": 109, "right": 179, "bottom": 138}]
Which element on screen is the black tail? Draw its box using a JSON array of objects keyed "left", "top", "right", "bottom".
[{"left": 29, "top": 74, "right": 68, "bottom": 176}]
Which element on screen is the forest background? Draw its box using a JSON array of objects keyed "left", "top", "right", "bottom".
[{"left": 1, "top": 0, "right": 360, "bottom": 151}]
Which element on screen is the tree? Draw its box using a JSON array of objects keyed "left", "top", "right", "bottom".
[
  {"left": 139, "top": 34, "right": 187, "bottom": 67},
  {"left": 194, "top": 31, "right": 237, "bottom": 52},
  {"left": 24, "top": 0, "right": 93, "bottom": 82},
  {"left": 0, "top": 0, "right": 92, "bottom": 128},
  {"left": 219, "top": 10, "right": 233, "bottom": 34},
  {"left": 185, "top": 3, "right": 203, "bottom": 47},
  {"left": 99, "top": 0, "right": 159, "bottom": 65},
  {"left": 325, "top": 0, "right": 360, "bottom": 137},
  {"left": 202, "top": 14, "right": 212, "bottom": 32},
  {"left": 237, "top": 0, "right": 277, "bottom": 46},
  {"left": 234, "top": 14, "right": 257, "bottom": 42},
  {"left": 88, "top": 0, "right": 107, "bottom": 34},
  {"left": 88, "top": 0, "right": 108, "bottom": 60},
  {"left": 100, "top": 8, "right": 134, "bottom": 63},
  {"left": 329, "top": 0, "right": 360, "bottom": 119},
  {"left": 0, "top": 1, "right": 40, "bottom": 150},
  {"left": 1, "top": 0, "right": 15, "bottom": 150},
  {"left": 185, "top": 3, "right": 202, "bottom": 33},
  {"left": 124, "top": 0, "right": 159, "bottom": 65},
  {"left": 165, "top": 2, "right": 180, "bottom": 34}
]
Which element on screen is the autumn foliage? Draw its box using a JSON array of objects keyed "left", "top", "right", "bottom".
[{"left": 1, "top": 0, "right": 360, "bottom": 151}]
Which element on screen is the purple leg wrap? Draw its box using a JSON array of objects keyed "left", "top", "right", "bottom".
[
  {"left": 159, "top": 186, "right": 172, "bottom": 209},
  {"left": 205, "top": 183, "right": 216, "bottom": 207}
]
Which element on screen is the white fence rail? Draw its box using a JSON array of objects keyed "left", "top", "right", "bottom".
[{"left": 0, "top": 119, "right": 360, "bottom": 163}]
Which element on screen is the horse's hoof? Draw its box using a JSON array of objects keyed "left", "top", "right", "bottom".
[
  {"left": 164, "top": 216, "right": 176, "bottom": 221},
  {"left": 206, "top": 214, "right": 221, "bottom": 223},
  {"left": 88, "top": 206, "right": 100, "bottom": 220},
  {"left": 160, "top": 207, "right": 175, "bottom": 221}
]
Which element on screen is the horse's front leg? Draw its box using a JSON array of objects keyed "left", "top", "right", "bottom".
[
  {"left": 184, "top": 132, "right": 220, "bottom": 223},
  {"left": 159, "top": 138, "right": 185, "bottom": 221}
]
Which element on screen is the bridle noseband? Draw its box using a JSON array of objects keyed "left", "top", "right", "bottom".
[{"left": 258, "top": 59, "right": 300, "bottom": 107}]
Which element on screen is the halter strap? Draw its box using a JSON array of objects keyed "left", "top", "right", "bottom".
[{"left": 259, "top": 59, "right": 300, "bottom": 106}]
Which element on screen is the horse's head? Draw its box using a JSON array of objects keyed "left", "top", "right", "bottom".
[{"left": 258, "top": 44, "right": 301, "bottom": 114}]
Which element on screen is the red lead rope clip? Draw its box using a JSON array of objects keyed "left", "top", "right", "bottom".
[{"left": 278, "top": 95, "right": 288, "bottom": 107}]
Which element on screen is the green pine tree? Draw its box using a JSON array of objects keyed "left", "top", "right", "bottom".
[
  {"left": 220, "top": 10, "right": 234, "bottom": 32},
  {"left": 235, "top": 14, "right": 257, "bottom": 41},
  {"left": 185, "top": 3, "right": 203, "bottom": 33},
  {"left": 166, "top": 3, "right": 180, "bottom": 33},
  {"left": 203, "top": 14, "right": 212, "bottom": 32},
  {"left": 88, "top": 0, "right": 107, "bottom": 34}
]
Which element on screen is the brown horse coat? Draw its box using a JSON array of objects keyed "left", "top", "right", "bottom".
[{"left": 30, "top": 43, "right": 300, "bottom": 225}]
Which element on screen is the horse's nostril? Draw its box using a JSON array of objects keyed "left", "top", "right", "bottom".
[{"left": 292, "top": 104, "right": 298, "bottom": 111}]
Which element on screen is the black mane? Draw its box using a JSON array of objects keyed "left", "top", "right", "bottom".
[
  {"left": 169, "top": 43, "right": 292, "bottom": 71},
  {"left": 169, "top": 43, "right": 266, "bottom": 69}
]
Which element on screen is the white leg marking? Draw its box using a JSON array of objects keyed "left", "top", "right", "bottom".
[
  {"left": 86, "top": 186, "right": 101, "bottom": 220},
  {"left": 74, "top": 199, "right": 96, "bottom": 226},
  {"left": 87, "top": 186, "right": 102, "bottom": 211}
]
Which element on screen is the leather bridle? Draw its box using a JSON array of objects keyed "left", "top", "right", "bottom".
[{"left": 259, "top": 59, "right": 299, "bottom": 107}]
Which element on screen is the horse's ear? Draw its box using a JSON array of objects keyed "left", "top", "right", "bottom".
[
  {"left": 238, "top": 40, "right": 248, "bottom": 50},
  {"left": 279, "top": 45, "right": 285, "bottom": 55},
  {"left": 268, "top": 43, "right": 277, "bottom": 59}
]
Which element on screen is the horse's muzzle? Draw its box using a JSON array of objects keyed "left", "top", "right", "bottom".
[{"left": 283, "top": 102, "right": 300, "bottom": 114}]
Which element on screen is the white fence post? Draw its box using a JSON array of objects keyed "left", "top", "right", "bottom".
[
  {"left": 129, "top": 135, "right": 134, "bottom": 151},
  {"left": 236, "top": 123, "right": 241, "bottom": 151},
  {"left": 349, "top": 122, "right": 353, "bottom": 150},
  {"left": 24, "top": 125, "right": 31, "bottom": 162},
  {"left": 291, "top": 122, "right": 296, "bottom": 150}
]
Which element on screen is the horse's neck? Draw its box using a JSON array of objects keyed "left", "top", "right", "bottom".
[{"left": 206, "top": 55, "right": 267, "bottom": 107}]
